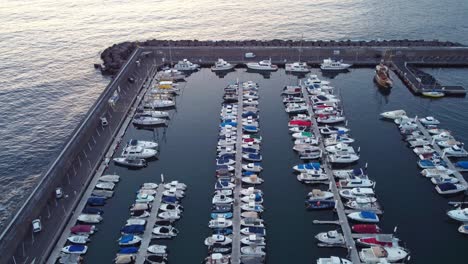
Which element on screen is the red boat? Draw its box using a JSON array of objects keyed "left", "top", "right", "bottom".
[
  {"left": 357, "top": 234, "right": 399, "bottom": 247},
  {"left": 243, "top": 138, "right": 257, "bottom": 143},
  {"left": 352, "top": 224, "right": 381, "bottom": 234},
  {"left": 288, "top": 120, "right": 312, "bottom": 127},
  {"left": 71, "top": 225, "right": 96, "bottom": 235}
]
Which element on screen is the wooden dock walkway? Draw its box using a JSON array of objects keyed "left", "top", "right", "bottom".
[
  {"left": 303, "top": 86, "right": 362, "bottom": 264},
  {"left": 135, "top": 184, "right": 165, "bottom": 264},
  {"left": 231, "top": 84, "right": 244, "bottom": 264}
]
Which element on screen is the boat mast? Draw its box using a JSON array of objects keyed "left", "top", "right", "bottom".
[{"left": 299, "top": 33, "right": 304, "bottom": 62}]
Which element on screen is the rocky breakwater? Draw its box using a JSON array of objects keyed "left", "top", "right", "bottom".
[{"left": 98, "top": 39, "right": 463, "bottom": 75}]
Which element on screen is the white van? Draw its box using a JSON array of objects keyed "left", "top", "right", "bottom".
[{"left": 32, "top": 219, "right": 42, "bottom": 233}]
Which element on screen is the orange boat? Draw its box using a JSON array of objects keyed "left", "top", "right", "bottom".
[{"left": 374, "top": 63, "right": 393, "bottom": 88}]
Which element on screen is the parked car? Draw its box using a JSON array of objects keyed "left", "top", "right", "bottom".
[
  {"left": 100, "top": 117, "right": 108, "bottom": 127},
  {"left": 55, "top": 187, "right": 63, "bottom": 199},
  {"left": 32, "top": 219, "right": 42, "bottom": 233}
]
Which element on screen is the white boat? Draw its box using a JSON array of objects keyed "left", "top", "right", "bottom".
[
  {"left": 408, "top": 138, "right": 430, "bottom": 148},
  {"left": 333, "top": 168, "right": 367, "bottom": 179},
  {"left": 136, "top": 193, "right": 155, "bottom": 203},
  {"left": 174, "top": 59, "right": 199, "bottom": 71},
  {"left": 307, "top": 189, "right": 334, "bottom": 201},
  {"left": 162, "top": 188, "right": 185, "bottom": 198},
  {"left": 158, "top": 68, "right": 185, "bottom": 81},
  {"left": 95, "top": 182, "right": 115, "bottom": 190},
  {"left": 380, "top": 110, "right": 407, "bottom": 120},
  {"left": 338, "top": 178, "right": 375, "bottom": 188},
  {"left": 212, "top": 194, "right": 234, "bottom": 204},
  {"left": 422, "top": 91, "right": 445, "bottom": 98},
  {"left": 164, "top": 181, "right": 187, "bottom": 190},
  {"left": 242, "top": 163, "right": 263, "bottom": 172},
  {"left": 209, "top": 218, "right": 233, "bottom": 228},
  {"left": 328, "top": 153, "right": 360, "bottom": 164},
  {"left": 67, "top": 235, "right": 89, "bottom": 244},
  {"left": 348, "top": 211, "right": 380, "bottom": 223},
  {"left": 293, "top": 144, "right": 320, "bottom": 152},
  {"left": 339, "top": 188, "right": 375, "bottom": 200},
  {"left": 133, "top": 115, "right": 167, "bottom": 126},
  {"left": 324, "top": 135, "right": 355, "bottom": 146},
  {"left": 432, "top": 132, "right": 454, "bottom": 142},
  {"left": 285, "top": 103, "right": 308, "bottom": 113},
  {"left": 205, "top": 253, "right": 230, "bottom": 264},
  {"left": 325, "top": 143, "right": 355, "bottom": 154},
  {"left": 128, "top": 139, "right": 159, "bottom": 149},
  {"left": 242, "top": 142, "right": 261, "bottom": 150},
  {"left": 241, "top": 187, "right": 263, "bottom": 196},
  {"left": 241, "top": 218, "right": 264, "bottom": 227},
  {"left": 345, "top": 199, "right": 380, "bottom": 211},
  {"left": 428, "top": 128, "right": 450, "bottom": 135},
  {"left": 285, "top": 62, "right": 310, "bottom": 73},
  {"left": 458, "top": 224, "right": 468, "bottom": 235},
  {"left": 147, "top": 244, "right": 167, "bottom": 255},
  {"left": 122, "top": 146, "right": 157, "bottom": 159},
  {"left": 77, "top": 214, "right": 103, "bottom": 224},
  {"left": 152, "top": 226, "right": 179, "bottom": 238},
  {"left": 142, "top": 182, "right": 158, "bottom": 189},
  {"left": 118, "top": 235, "right": 142, "bottom": 246},
  {"left": 113, "top": 157, "right": 147, "bottom": 168},
  {"left": 421, "top": 166, "right": 454, "bottom": 177},
  {"left": 242, "top": 175, "right": 264, "bottom": 185},
  {"left": 241, "top": 194, "right": 263, "bottom": 204},
  {"left": 243, "top": 98, "right": 259, "bottom": 106},
  {"left": 317, "top": 115, "right": 345, "bottom": 124},
  {"left": 319, "top": 126, "right": 350, "bottom": 135},
  {"left": 320, "top": 58, "right": 352, "bottom": 71},
  {"left": 61, "top": 245, "right": 88, "bottom": 254},
  {"left": 241, "top": 211, "right": 259, "bottom": 219},
  {"left": 158, "top": 211, "right": 180, "bottom": 221},
  {"left": 136, "top": 109, "right": 170, "bottom": 119},
  {"left": 246, "top": 59, "right": 278, "bottom": 71},
  {"left": 240, "top": 245, "right": 266, "bottom": 256},
  {"left": 241, "top": 234, "right": 266, "bottom": 245},
  {"left": 435, "top": 183, "right": 467, "bottom": 195},
  {"left": 211, "top": 58, "right": 235, "bottom": 71},
  {"left": 430, "top": 175, "right": 459, "bottom": 185},
  {"left": 359, "top": 246, "right": 408, "bottom": 263},
  {"left": 126, "top": 219, "right": 146, "bottom": 226},
  {"left": 437, "top": 139, "right": 462, "bottom": 148},
  {"left": 315, "top": 230, "right": 344, "bottom": 245},
  {"left": 420, "top": 116, "right": 440, "bottom": 125},
  {"left": 413, "top": 146, "right": 435, "bottom": 155},
  {"left": 204, "top": 234, "right": 232, "bottom": 246},
  {"left": 144, "top": 99, "right": 175, "bottom": 109},
  {"left": 99, "top": 174, "right": 120, "bottom": 183},
  {"left": 317, "top": 256, "right": 352, "bottom": 264},
  {"left": 297, "top": 172, "right": 328, "bottom": 183},
  {"left": 241, "top": 202, "right": 264, "bottom": 212},
  {"left": 443, "top": 145, "right": 468, "bottom": 157},
  {"left": 159, "top": 203, "right": 183, "bottom": 212}
]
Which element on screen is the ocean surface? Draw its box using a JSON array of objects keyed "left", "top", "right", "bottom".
[{"left": 1, "top": 0, "right": 468, "bottom": 262}]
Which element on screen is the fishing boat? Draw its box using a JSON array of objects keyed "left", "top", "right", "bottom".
[
  {"left": 380, "top": 110, "right": 406, "bottom": 120},
  {"left": 122, "top": 146, "right": 157, "bottom": 159},
  {"left": 211, "top": 58, "right": 235, "bottom": 71},
  {"left": 374, "top": 63, "right": 393, "bottom": 88},
  {"left": 347, "top": 211, "right": 380, "bottom": 223},
  {"left": 174, "top": 59, "right": 199, "bottom": 71},
  {"left": 320, "top": 58, "right": 352, "bottom": 71},
  {"left": 359, "top": 246, "right": 408, "bottom": 263},
  {"left": 352, "top": 224, "right": 381, "bottom": 234},
  {"left": 61, "top": 245, "right": 88, "bottom": 254},
  {"left": 435, "top": 183, "right": 467, "bottom": 195},
  {"left": 152, "top": 226, "right": 179, "bottom": 238},
  {"left": 422, "top": 91, "right": 445, "bottom": 98},
  {"left": 317, "top": 256, "right": 352, "bottom": 264},
  {"left": 113, "top": 157, "right": 147, "bottom": 168},
  {"left": 246, "top": 59, "right": 278, "bottom": 71},
  {"left": 285, "top": 61, "right": 310, "bottom": 73},
  {"left": 315, "top": 230, "right": 345, "bottom": 245}
]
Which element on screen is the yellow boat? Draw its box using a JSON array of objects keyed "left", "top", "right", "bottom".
[
  {"left": 422, "top": 91, "right": 445, "bottom": 98},
  {"left": 158, "top": 81, "right": 174, "bottom": 89}
]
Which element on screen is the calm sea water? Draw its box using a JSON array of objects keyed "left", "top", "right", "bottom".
[{"left": 1, "top": 0, "right": 468, "bottom": 262}]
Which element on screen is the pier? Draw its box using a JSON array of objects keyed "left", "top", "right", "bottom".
[
  {"left": 135, "top": 184, "right": 164, "bottom": 264},
  {"left": 231, "top": 84, "right": 244, "bottom": 264},
  {"left": 302, "top": 86, "right": 362, "bottom": 264}
]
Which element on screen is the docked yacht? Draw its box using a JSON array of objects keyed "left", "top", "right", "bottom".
[
  {"left": 152, "top": 226, "right": 179, "bottom": 238},
  {"left": 307, "top": 189, "right": 334, "bottom": 201},
  {"left": 211, "top": 58, "right": 235, "bottom": 71},
  {"left": 420, "top": 116, "right": 440, "bottom": 125},
  {"left": 174, "top": 59, "right": 199, "bottom": 71},
  {"left": 241, "top": 234, "right": 266, "bottom": 246},
  {"left": 133, "top": 114, "right": 167, "bottom": 126},
  {"left": 320, "top": 58, "right": 352, "bottom": 71},
  {"left": 297, "top": 172, "right": 328, "bottom": 183},
  {"left": 212, "top": 194, "right": 234, "bottom": 204},
  {"left": 122, "top": 146, "right": 157, "bottom": 159},
  {"left": 359, "top": 246, "right": 408, "bottom": 263},
  {"left": 285, "top": 62, "right": 310, "bottom": 73},
  {"left": 246, "top": 59, "right": 278, "bottom": 71},
  {"left": 435, "top": 182, "right": 467, "bottom": 195},
  {"left": 158, "top": 211, "right": 181, "bottom": 221},
  {"left": 357, "top": 234, "right": 399, "bottom": 247},
  {"left": 328, "top": 153, "right": 360, "bottom": 164},
  {"left": 325, "top": 143, "right": 355, "bottom": 154},
  {"left": 339, "top": 188, "right": 376, "bottom": 200},
  {"left": 204, "top": 253, "right": 230, "bottom": 264},
  {"left": 374, "top": 63, "right": 393, "bottom": 88},
  {"left": 136, "top": 109, "right": 170, "bottom": 118},
  {"left": 430, "top": 175, "right": 459, "bottom": 185},
  {"left": 338, "top": 178, "right": 375, "bottom": 188},
  {"left": 348, "top": 211, "right": 380, "bottom": 223},
  {"left": 242, "top": 163, "right": 263, "bottom": 172},
  {"left": 282, "top": 85, "right": 303, "bottom": 95},
  {"left": 113, "top": 157, "right": 147, "bottom": 168},
  {"left": 443, "top": 145, "right": 468, "bottom": 157},
  {"left": 319, "top": 126, "right": 350, "bottom": 135},
  {"left": 209, "top": 218, "right": 233, "bottom": 228},
  {"left": 285, "top": 103, "right": 308, "bottom": 113},
  {"left": 317, "top": 256, "right": 352, "bottom": 264},
  {"left": 128, "top": 139, "right": 158, "bottom": 149},
  {"left": 315, "top": 230, "right": 345, "bottom": 245},
  {"left": 204, "top": 234, "right": 232, "bottom": 246},
  {"left": 380, "top": 110, "right": 406, "bottom": 120},
  {"left": 147, "top": 244, "right": 167, "bottom": 255}
]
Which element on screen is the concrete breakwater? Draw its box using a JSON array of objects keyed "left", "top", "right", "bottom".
[{"left": 99, "top": 39, "right": 464, "bottom": 75}]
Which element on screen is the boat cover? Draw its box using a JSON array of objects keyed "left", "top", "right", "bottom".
[
  {"left": 129, "top": 139, "right": 138, "bottom": 146},
  {"left": 120, "top": 235, "right": 135, "bottom": 243},
  {"left": 243, "top": 171, "right": 255, "bottom": 176},
  {"left": 121, "top": 225, "right": 145, "bottom": 234},
  {"left": 213, "top": 228, "right": 233, "bottom": 235},
  {"left": 119, "top": 247, "right": 139, "bottom": 254},
  {"left": 82, "top": 207, "right": 103, "bottom": 214},
  {"left": 87, "top": 197, "right": 105, "bottom": 204},
  {"left": 248, "top": 154, "right": 261, "bottom": 159},
  {"left": 244, "top": 125, "right": 258, "bottom": 130},
  {"left": 300, "top": 163, "right": 321, "bottom": 170},
  {"left": 456, "top": 161, "right": 468, "bottom": 169},
  {"left": 162, "top": 196, "right": 178, "bottom": 203},
  {"left": 243, "top": 147, "right": 258, "bottom": 153},
  {"left": 71, "top": 225, "right": 92, "bottom": 233},
  {"left": 437, "top": 182, "right": 457, "bottom": 191},
  {"left": 68, "top": 245, "right": 85, "bottom": 252},
  {"left": 361, "top": 211, "right": 378, "bottom": 219},
  {"left": 248, "top": 227, "right": 265, "bottom": 233},
  {"left": 353, "top": 168, "right": 365, "bottom": 176}
]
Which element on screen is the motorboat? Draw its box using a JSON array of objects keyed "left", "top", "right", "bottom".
[
  {"left": 438, "top": 139, "right": 462, "bottom": 148},
  {"left": 142, "top": 182, "right": 158, "bottom": 189},
  {"left": 359, "top": 246, "right": 408, "bottom": 263},
  {"left": 345, "top": 199, "right": 380, "bottom": 211},
  {"left": 307, "top": 189, "right": 334, "bottom": 201},
  {"left": 216, "top": 158, "right": 236, "bottom": 166},
  {"left": 174, "top": 59, "right": 199, "bottom": 71},
  {"left": 283, "top": 96, "right": 305, "bottom": 104},
  {"left": 241, "top": 234, "right": 266, "bottom": 246},
  {"left": 152, "top": 226, "right": 179, "bottom": 238},
  {"left": 241, "top": 245, "right": 266, "bottom": 256},
  {"left": 374, "top": 63, "right": 393, "bottom": 88},
  {"left": 91, "top": 190, "right": 113, "bottom": 199},
  {"left": 306, "top": 200, "right": 335, "bottom": 210},
  {"left": 422, "top": 91, "right": 445, "bottom": 98},
  {"left": 136, "top": 193, "right": 155, "bottom": 203},
  {"left": 212, "top": 204, "right": 232, "bottom": 213},
  {"left": 417, "top": 159, "right": 447, "bottom": 169},
  {"left": 211, "top": 212, "right": 233, "bottom": 219},
  {"left": 285, "top": 103, "right": 308, "bottom": 113},
  {"left": 67, "top": 235, "right": 89, "bottom": 244},
  {"left": 315, "top": 230, "right": 345, "bottom": 245},
  {"left": 352, "top": 224, "right": 381, "bottom": 234},
  {"left": 242, "top": 153, "right": 263, "bottom": 162},
  {"left": 243, "top": 125, "right": 259, "bottom": 133},
  {"left": 314, "top": 106, "right": 340, "bottom": 116},
  {"left": 413, "top": 146, "right": 435, "bottom": 155},
  {"left": 136, "top": 108, "right": 170, "bottom": 119},
  {"left": 246, "top": 59, "right": 278, "bottom": 71},
  {"left": 338, "top": 178, "right": 375, "bottom": 188},
  {"left": 95, "top": 182, "right": 115, "bottom": 190},
  {"left": 144, "top": 99, "right": 175, "bottom": 109},
  {"left": 408, "top": 139, "right": 430, "bottom": 148},
  {"left": 324, "top": 135, "right": 355, "bottom": 146},
  {"left": 241, "top": 218, "right": 264, "bottom": 227},
  {"left": 431, "top": 175, "right": 459, "bottom": 185},
  {"left": 87, "top": 196, "right": 106, "bottom": 206},
  {"left": 242, "top": 163, "right": 263, "bottom": 172},
  {"left": 241, "top": 174, "right": 262, "bottom": 185},
  {"left": 211, "top": 58, "right": 235, "bottom": 71},
  {"left": 328, "top": 153, "right": 360, "bottom": 164},
  {"left": 62, "top": 245, "right": 88, "bottom": 254},
  {"left": 128, "top": 139, "right": 158, "bottom": 150},
  {"left": 299, "top": 149, "right": 322, "bottom": 160},
  {"left": 118, "top": 235, "right": 142, "bottom": 246},
  {"left": 209, "top": 218, "right": 233, "bottom": 228},
  {"left": 293, "top": 162, "right": 321, "bottom": 173},
  {"left": 455, "top": 161, "right": 468, "bottom": 171},
  {"left": 443, "top": 145, "right": 468, "bottom": 157},
  {"left": 428, "top": 128, "right": 450, "bottom": 135},
  {"left": 420, "top": 116, "right": 440, "bottom": 125},
  {"left": 121, "top": 225, "right": 145, "bottom": 234},
  {"left": 294, "top": 138, "right": 318, "bottom": 146},
  {"left": 319, "top": 126, "right": 350, "bottom": 135},
  {"left": 357, "top": 234, "right": 399, "bottom": 247},
  {"left": 380, "top": 110, "right": 406, "bottom": 120},
  {"left": 82, "top": 207, "right": 104, "bottom": 215},
  {"left": 297, "top": 172, "right": 329, "bottom": 183},
  {"left": 432, "top": 132, "right": 454, "bottom": 142},
  {"left": 339, "top": 188, "right": 375, "bottom": 200},
  {"left": 241, "top": 187, "right": 263, "bottom": 196},
  {"left": 458, "top": 224, "right": 468, "bottom": 235},
  {"left": 320, "top": 58, "right": 351, "bottom": 71},
  {"left": 205, "top": 234, "right": 232, "bottom": 246},
  {"left": 285, "top": 61, "right": 310, "bottom": 73},
  {"left": 204, "top": 253, "right": 230, "bottom": 264},
  {"left": 113, "top": 157, "right": 147, "bottom": 168},
  {"left": 435, "top": 183, "right": 467, "bottom": 195},
  {"left": 292, "top": 114, "right": 311, "bottom": 121},
  {"left": 158, "top": 68, "right": 185, "bottom": 81},
  {"left": 333, "top": 168, "right": 367, "bottom": 179},
  {"left": 317, "top": 115, "right": 345, "bottom": 124},
  {"left": 145, "top": 255, "right": 167, "bottom": 264},
  {"left": 241, "top": 202, "right": 264, "bottom": 212},
  {"left": 77, "top": 214, "right": 103, "bottom": 224},
  {"left": 159, "top": 203, "right": 183, "bottom": 213},
  {"left": 158, "top": 211, "right": 181, "bottom": 221},
  {"left": 212, "top": 194, "right": 234, "bottom": 204},
  {"left": 293, "top": 144, "right": 320, "bottom": 153},
  {"left": 241, "top": 212, "right": 259, "bottom": 219},
  {"left": 147, "top": 244, "right": 167, "bottom": 255},
  {"left": 97, "top": 175, "right": 120, "bottom": 184},
  {"left": 70, "top": 225, "right": 97, "bottom": 235},
  {"left": 241, "top": 193, "right": 263, "bottom": 203},
  {"left": 215, "top": 179, "right": 235, "bottom": 190},
  {"left": 282, "top": 85, "right": 303, "bottom": 95},
  {"left": 164, "top": 181, "right": 187, "bottom": 190},
  {"left": 122, "top": 146, "right": 157, "bottom": 159},
  {"left": 316, "top": 256, "right": 352, "bottom": 264},
  {"left": 348, "top": 211, "right": 379, "bottom": 223},
  {"left": 289, "top": 120, "right": 312, "bottom": 127}
]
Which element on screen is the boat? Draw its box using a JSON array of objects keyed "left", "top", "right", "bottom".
[
  {"left": 143, "top": 99, "right": 175, "bottom": 109},
  {"left": 285, "top": 61, "right": 310, "bottom": 73},
  {"left": 282, "top": 85, "right": 303, "bottom": 95},
  {"left": 283, "top": 96, "right": 305, "bottom": 104},
  {"left": 417, "top": 159, "right": 447, "bottom": 169},
  {"left": 317, "top": 115, "right": 346, "bottom": 124},
  {"left": 316, "top": 256, "right": 352, "bottom": 264},
  {"left": 128, "top": 139, "right": 158, "bottom": 149},
  {"left": 174, "top": 59, "right": 199, "bottom": 71},
  {"left": 205, "top": 253, "right": 230, "bottom": 264},
  {"left": 61, "top": 245, "right": 88, "bottom": 254},
  {"left": 246, "top": 58, "right": 278, "bottom": 71},
  {"left": 455, "top": 161, "right": 468, "bottom": 171},
  {"left": 133, "top": 115, "right": 169, "bottom": 125},
  {"left": 70, "top": 225, "right": 97, "bottom": 235},
  {"left": 136, "top": 108, "right": 170, "bottom": 118},
  {"left": 430, "top": 175, "right": 459, "bottom": 185},
  {"left": 292, "top": 131, "right": 315, "bottom": 140},
  {"left": 241, "top": 218, "right": 264, "bottom": 227},
  {"left": 293, "top": 162, "right": 321, "bottom": 173},
  {"left": 357, "top": 234, "right": 399, "bottom": 247},
  {"left": 121, "top": 225, "right": 145, "bottom": 234},
  {"left": 241, "top": 212, "right": 259, "bottom": 219},
  {"left": 443, "top": 145, "right": 468, "bottom": 157},
  {"left": 458, "top": 224, "right": 468, "bottom": 235},
  {"left": 242, "top": 163, "right": 263, "bottom": 172},
  {"left": 141, "top": 182, "right": 158, "bottom": 189},
  {"left": 58, "top": 254, "right": 83, "bottom": 264},
  {"left": 114, "top": 255, "right": 136, "bottom": 264},
  {"left": 118, "top": 235, "right": 142, "bottom": 246},
  {"left": 413, "top": 146, "right": 435, "bottom": 155},
  {"left": 242, "top": 175, "right": 264, "bottom": 185},
  {"left": 158, "top": 211, "right": 181, "bottom": 221},
  {"left": 242, "top": 153, "right": 263, "bottom": 162},
  {"left": 209, "top": 218, "right": 233, "bottom": 228},
  {"left": 345, "top": 199, "right": 380, "bottom": 211},
  {"left": 211, "top": 212, "right": 233, "bottom": 219},
  {"left": 285, "top": 103, "right": 308, "bottom": 113},
  {"left": 212, "top": 194, "right": 234, "bottom": 204},
  {"left": 158, "top": 68, "right": 185, "bottom": 81},
  {"left": 307, "top": 189, "right": 334, "bottom": 201},
  {"left": 435, "top": 182, "right": 467, "bottom": 194},
  {"left": 147, "top": 244, "right": 167, "bottom": 255},
  {"left": 152, "top": 226, "right": 179, "bottom": 238},
  {"left": 325, "top": 143, "right": 355, "bottom": 154},
  {"left": 136, "top": 193, "right": 155, "bottom": 203},
  {"left": 324, "top": 135, "right": 355, "bottom": 146},
  {"left": 328, "top": 153, "right": 359, "bottom": 164},
  {"left": 67, "top": 235, "right": 89, "bottom": 244},
  {"left": 299, "top": 149, "right": 322, "bottom": 160},
  {"left": 347, "top": 211, "right": 380, "bottom": 223},
  {"left": 320, "top": 58, "right": 352, "bottom": 71},
  {"left": 352, "top": 224, "right": 381, "bottom": 234},
  {"left": 422, "top": 91, "right": 445, "bottom": 98},
  {"left": 241, "top": 245, "right": 266, "bottom": 256},
  {"left": 95, "top": 182, "right": 115, "bottom": 190},
  {"left": 241, "top": 202, "right": 264, "bottom": 212},
  {"left": 211, "top": 58, "right": 235, "bottom": 71},
  {"left": 297, "top": 172, "right": 329, "bottom": 183},
  {"left": 339, "top": 188, "right": 375, "bottom": 200},
  {"left": 306, "top": 200, "right": 335, "bottom": 210},
  {"left": 113, "top": 157, "right": 147, "bottom": 168},
  {"left": 333, "top": 168, "right": 367, "bottom": 179},
  {"left": 82, "top": 207, "right": 104, "bottom": 215},
  {"left": 420, "top": 116, "right": 440, "bottom": 125},
  {"left": 338, "top": 178, "right": 375, "bottom": 188},
  {"left": 241, "top": 193, "right": 263, "bottom": 204},
  {"left": 122, "top": 146, "right": 157, "bottom": 159},
  {"left": 77, "top": 214, "right": 103, "bottom": 224},
  {"left": 315, "top": 230, "right": 345, "bottom": 245},
  {"left": 359, "top": 246, "right": 408, "bottom": 263},
  {"left": 438, "top": 139, "right": 462, "bottom": 148},
  {"left": 160, "top": 203, "right": 183, "bottom": 212},
  {"left": 380, "top": 110, "right": 406, "bottom": 120},
  {"left": 163, "top": 181, "right": 187, "bottom": 190},
  {"left": 145, "top": 255, "right": 167, "bottom": 264},
  {"left": 408, "top": 139, "right": 430, "bottom": 148},
  {"left": 241, "top": 187, "right": 263, "bottom": 196},
  {"left": 374, "top": 63, "right": 393, "bottom": 88},
  {"left": 204, "top": 234, "right": 232, "bottom": 246},
  {"left": 293, "top": 144, "right": 320, "bottom": 153},
  {"left": 289, "top": 120, "right": 312, "bottom": 127}
]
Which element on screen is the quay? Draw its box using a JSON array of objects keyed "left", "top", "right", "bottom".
[
  {"left": 302, "top": 86, "right": 362, "bottom": 264},
  {"left": 230, "top": 84, "right": 244, "bottom": 264},
  {"left": 135, "top": 184, "right": 164, "bottom": 264}
]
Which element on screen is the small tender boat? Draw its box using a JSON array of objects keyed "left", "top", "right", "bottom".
[
  {"left": 380, "top": 110, "right": 406, "bottom": 120},
  {"left": 147, "top": 244, "right": 167, "bottom": 255},
  {"left": 285, "top": 61, "right": 310, "bottom": 73},
  {"left": 95, "top": 182, "right": 115, "bottom": 190},
  {"left": 320, "top": 58, "right": 352, "bottom": 71},
  {"left": 205, "top": 234, "right": 232, "bottom": 246},
  {"left": 359, "top": 246, "right": 408, "bottom": 263},
  {"left": 118, "top": 235, "right": 142, "bottom": 246},
  {"left": 61, "top": 245, "right": 88, "bottom": 254},
  {"left": 77, "top": 214, "right": 103, "bottom": 224},
  {"left": 211, "top": 58, "right": 235, "bottom": 71},
  {"left": 113, "top": 157, "right": 147, "bottom": 168},
  {"left": 420, "top": 116, "right": 440, "bottom": 125},
  {"left": 317, "top": 256, "right": 352, "bottom": 264},
  {"left": 422, "top": 91, "right": 445, "bottom": 98},
  {"left": 306, "top": 200, "right": 335, "bottom": 210},
  {"left": 67, "top": 235, "right": 89, "bottom": 244},
  {"left": 352, "top": 224, "right": 381, "bottom": 234},
  {"left": 347, "top": 211, "right": 379, "bottom": 223},
  {"left": 152, "top": 226, "right": 179, "bottom": 238},
  {"left": 174, "top": 59, "right": 199, "bottom": 71},
  {"left": 246, "top": 58, "right": 278, "bottom": 71},
  {"left": 315, "top": 230, "right": 345, "bottom": 245},
  {"left": 435, "top": 182, "right": 467, "bottom": 195}
]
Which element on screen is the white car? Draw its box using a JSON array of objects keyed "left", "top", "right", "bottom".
[
  {"left": 245, "top": 52, "right": 256, "bottom": 58},
  {"left": 55, "top": 187, "right": 63, "bottom": 199},
  {"left": 100, "top": 117, "right": 108, "bottom": 126},
  {"left": 32, "top": 219, "right": 42, "bottom": 233}
]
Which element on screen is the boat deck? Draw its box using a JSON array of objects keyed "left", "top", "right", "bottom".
[
  {"left": 303, "top": 86, "right": 362, "bottom": 264},
  {"left": 135, "top": 184, "right": 165, "bottom": 264},
  {"left": 231, "top": 84, "right": 244, "bottom": 264}
]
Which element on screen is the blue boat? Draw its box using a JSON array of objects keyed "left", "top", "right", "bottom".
[
  {"left": 242, "top": 147, "right": 258, "bottom": 154},
  {"left": 211, "top": 212, "right": 233, "bottom": 219},
  {"left": 82, "top": 207, "right": 104, "bottom": 215},
  {"left": 244, "top": 227, "right": 266, "bottom": 236},
  {"left": 216, "top": 158, "right": 234, "bottom": 165},
  {"left": 220, "top": 121, "right": 237, "bottom": 127},
  {"left": 418, "top": 159, "right": 447, "bottom": 169},
  {"left": 305, "top": 200, "right": 335, "bottom": 210},
  {"left": 242, "top": 112, "right": 258, "bottom": 118},
  {"left": 215, "top": 180, "right": 234, "bottom": 190},
  {"left": 243, "top": 125, "right": 259, "bottom": 133},
  {"left": 242, "top": 171, "right": 257, "bottom": 176},
  {"left": 243, "top": 153, "right": 262, "bottom": 162},
  {"left": 212, "top": 204, "right": 232, "bottom": 213},
  {"left": 295, "top": 162, "right": 321, "bottom": 171},
  {"left": 87, "top": 197, "right": 105, "bottom": 206},
  {"left": 66, "top": 245, "right": 87, "bottom": 253},
  {"left": 121, "top": 225, "right": 145, "bottom": 234},
  {"left": 218, "top": 154, "right": 236, "bottom": 160},
  {"left": 213, "top": 228, "right": 233, "bottom": 235},
  {"left": 456, "top": 161, "right": 468, "bottom": 169},
  {"left": 162, "top": 196, "right": 179, "bottom": 204},
  {"left": 118, "top": 247, "right": 139, "bottom": 254}
]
